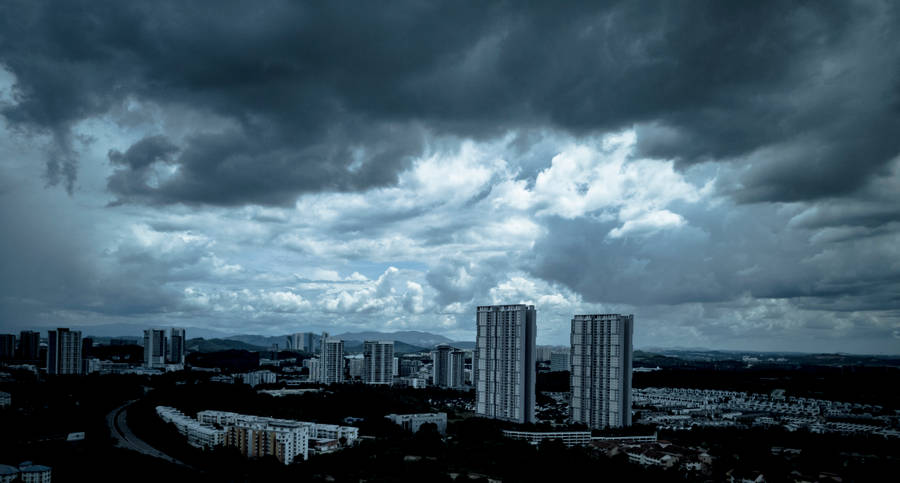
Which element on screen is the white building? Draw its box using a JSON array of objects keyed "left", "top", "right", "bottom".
[
  {"left": 143, "top": 329, "right": 167, "bottom": 369},
  {"left": 363, "top": 340, "right": 394, "bottom": 385},
  {"left": 47, "top": 328, "right": 81, "bottom": 375},
  {"left": 386, "top": 412, "right": 448, "bottom": 434},
  {"left": 319, "top": 334, "right": 344, "bottom": 384},
  {"left": 475, "top": 304, "right": 537, "bottom": 424},
  {"left": 570, "top": 314, "right": 634, "bottom": 429},
  {"left": 157, "top": 406, "right": 226, "bottom": 449}
]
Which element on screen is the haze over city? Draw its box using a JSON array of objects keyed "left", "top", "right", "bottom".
[{"left": 1, "top": 1, "right": 899, "bottom": 355}]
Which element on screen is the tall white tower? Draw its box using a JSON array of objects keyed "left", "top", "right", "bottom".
[
  {"left": 363, "top": 340, "right": 394, "bottom": 385},
  {"left": 319, "top": 333, "right": 344, "bottom": 384},
  {"left": 570, "top": 314, "right": 634, "bottom": 429},
  {"left": 474, "top": 304, "right": 536, "bottom": 424}
]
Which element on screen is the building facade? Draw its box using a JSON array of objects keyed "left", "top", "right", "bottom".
[
  {"left": 17, "top": 331, "right": 41, "bottom": 361},
  {"left": 318, "top": 334, "right": 344, "bottom": 384},
  {"left": 550, "top": 350, "right": 570, "bottom": 372},
  {"left": 570, "top": 314, "right": 634, "bottom": 429},
  {"left": 399, "top": 358, "right": 422, "bottom": 377},
  {"left": 47, "top": 328, "right": 82, "bottom": 375},
  {"left": 143, "top": 329, "right": 167, "bottom": 369},
  {"left": 363, "top": 340, "right": 394, "bottom": 385},
  {"left": 474, "top": 304, "right": 537, "bottom": 424}
]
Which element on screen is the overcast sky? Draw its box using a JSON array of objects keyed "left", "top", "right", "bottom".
[{"left": 1, "top": 1, "right": 898, "bottom": 353}]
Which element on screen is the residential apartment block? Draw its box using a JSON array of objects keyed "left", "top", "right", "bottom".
[{"left": 474, "top": 304, "right": 536, "bottom": 424}]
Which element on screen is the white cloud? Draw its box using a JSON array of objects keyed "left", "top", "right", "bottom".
[{"left": 608, "top": 209, "right": 685, "bottom": 239}]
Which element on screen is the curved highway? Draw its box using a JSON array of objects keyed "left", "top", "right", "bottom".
[{"left": 106, "top": 400, "right": 191, "bottom": 468}]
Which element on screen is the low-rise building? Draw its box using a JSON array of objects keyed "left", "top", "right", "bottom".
[
  {"left": 196, "top": 409, "right": 359, "bottom": 449},
  {"left": 502, "top": 430, "right": 592, "bottom": 447},
  {"left": 0, "top": 391, "right": 10, "bottom": 408},
  {"left": 156, "top": 406, "right": 226, "bottom": 449},
  {"left": 16, "top": 462, "right": 52, "bottom": 483},
  {"left": 0, "top": 465, "right": 19, "bottom": 483},
  {"left": 386, "top": 412, "right": 448, "bottom": 434},
  {"left": 226, "top": 416, "right": 308, "bottom": 464}
]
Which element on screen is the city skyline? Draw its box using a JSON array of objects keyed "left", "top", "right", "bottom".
[{"left": 1, "top": 1, "right": 898, "bottom": 355}]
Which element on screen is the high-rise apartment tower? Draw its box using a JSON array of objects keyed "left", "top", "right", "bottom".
[
  {"left": 570, "top": 314, "right": 634, "bottom": 429},
  {"left": 363, "top": 340, "right": 394, "bottom": 385},
  {"left": 48, "top": 328, "right": 82, "bottom": 375},
  {"left": 144, "top": 329, "right": 167, "bottom": 369},
  {"left": 318, "top": 333, "right": 344, "bottom": 384},
  {"left": 168, "top": 328, "right": 186, "bottom": 364},
  {"left": 474, "top": 304, "right": 536, "bottom": 423}
]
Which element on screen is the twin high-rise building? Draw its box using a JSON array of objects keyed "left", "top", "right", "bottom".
[
  {"left": 48, "top": 328, "right": 82, "bottom": 375},
  {"left": 570, "top": 314, "right": 634, "bottom": 429},
  {"left": 473, "top": 305, "right": 634, "bottom": 429},
  {"left": 288, "top": 332, "right": 316, "bottom": 352},
  {"left": 432, "top": 344, "right": 466, "bottom": 389},
  {"left": 474, "top": 304, "right": 537, "bottom": 424},
  {"left": 318, "top": 333, "right": 344, "bottom": 384},
  {"left": 144, "top": 328, "right": 187, "bottom": 368},
  {"left": 363, "top": 340, "right": 394, "bottom": 385}
]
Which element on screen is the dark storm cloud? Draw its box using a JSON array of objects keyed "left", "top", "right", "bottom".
[
  {"left": 529, "top": 201, "right": 900, "bottom": 310},
  {"left": 2, "top": 0, "right": 897, "bottom": 206}
]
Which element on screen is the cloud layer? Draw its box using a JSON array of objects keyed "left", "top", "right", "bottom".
[{"left": 0, "top": 1, "right": 898, "bottom": 353}]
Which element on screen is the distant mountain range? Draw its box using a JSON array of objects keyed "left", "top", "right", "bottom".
[
  {"left": 224, "top": 330, "right": 470, "bottom": 353},
  {"left": 186, "top": 338, "right": 268, "bottom": 353},
  {"left": 11, "top": 323, "right": 475, "bottom": 354},
  {"left": 334, "top": 330, "right": 454, "bottom": 347},
  {"left": 11, "top": 323, "right": 231, "bottom": 340},
  {"left": 193, "top": 330, "right": 476, "bottom": 355}
]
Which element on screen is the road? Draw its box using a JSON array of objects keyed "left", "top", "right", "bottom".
[{"left": 106, "top": 400, "right": 191, "bottom": 468}]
